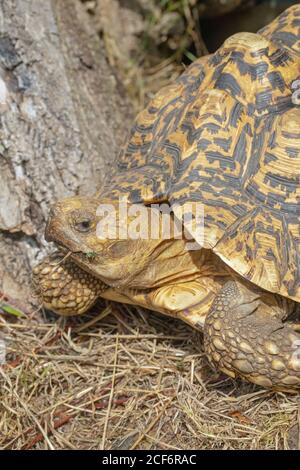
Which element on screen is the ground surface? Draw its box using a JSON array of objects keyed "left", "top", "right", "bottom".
[{"left": 1, "top": 302, "right": 300, "bottom": 450}]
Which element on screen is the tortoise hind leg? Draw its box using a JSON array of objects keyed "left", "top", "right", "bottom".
[{"left": 204, "top": 280, "right": 300, "bottom": 391}]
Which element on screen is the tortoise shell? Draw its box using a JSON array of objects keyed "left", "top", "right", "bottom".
[{"left": 101, "top": 6, "right": 300, "bottom": 302}]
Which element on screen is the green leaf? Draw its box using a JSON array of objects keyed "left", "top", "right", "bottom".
[
  {"left": 183, "top": 50, "right": 197, "bottom": 62},
  {"left": 85, "top": 251, "right": 98, "bottom": 260},
  {"left": 1, "top": 303, "right": 25, "bottom": 318}
]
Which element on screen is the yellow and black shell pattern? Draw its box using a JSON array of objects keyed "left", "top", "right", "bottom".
[{"left": 103, "top": 6, "right": 300, "bottom": 302}]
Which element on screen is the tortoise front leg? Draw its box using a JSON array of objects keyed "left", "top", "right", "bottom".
[
  {"left": 204, "top": 280, "right": 300, "bottom": 391},
  {"left": 33, "top": 253, "right": 152, "bottom": 316},
  {"left": 32, "top": 253, "right": 109, "bottom": 316}
]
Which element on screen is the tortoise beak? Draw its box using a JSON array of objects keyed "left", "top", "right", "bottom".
[{"left": 45, "top": 203, "right": 82, "bottom": 253}]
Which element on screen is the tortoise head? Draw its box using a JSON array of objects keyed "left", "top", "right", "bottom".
[{"left": 45, "top": 196, "right": 173, "bottom": 288}]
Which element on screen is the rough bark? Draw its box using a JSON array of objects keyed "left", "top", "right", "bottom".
[{"left": 0, "top": 0, "right": 132, "bottom": 301}]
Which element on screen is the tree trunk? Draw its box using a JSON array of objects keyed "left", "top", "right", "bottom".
[{"left": 0, "top": 0, "right": 132, "bottom": 302}]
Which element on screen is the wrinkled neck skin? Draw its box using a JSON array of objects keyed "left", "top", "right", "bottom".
[
  {"left": 70, "top": 237, "right": 220, "bottom": 291},
  {"left": 119, "top": 241, "right": 228, "bottom": 291},
  {"left": 119, "top": 240, "right": 197, "bottom": 289}
]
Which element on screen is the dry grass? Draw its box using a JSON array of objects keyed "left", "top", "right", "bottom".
[{"left": 1, "top": 302, "right": 300, "bottom": 450}]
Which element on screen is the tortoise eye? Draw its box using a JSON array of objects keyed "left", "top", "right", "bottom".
[
  {"left": 74, "top": 219, "right": 93, "bottom": 233},
  {"left": 71, "top": 209, "right": 96, "bottom": 233}
]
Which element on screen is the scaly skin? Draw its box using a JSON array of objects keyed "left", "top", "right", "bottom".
[
  {"left": 32, "top": 253, "right": 108, "bottom": 315},
  {"left": 204, "top": 280, "right": 300, "bottom": 391}
]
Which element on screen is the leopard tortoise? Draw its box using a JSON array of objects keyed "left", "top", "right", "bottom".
[{"left": 33, "top": 6, "right": 300, "bottom": 391}]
